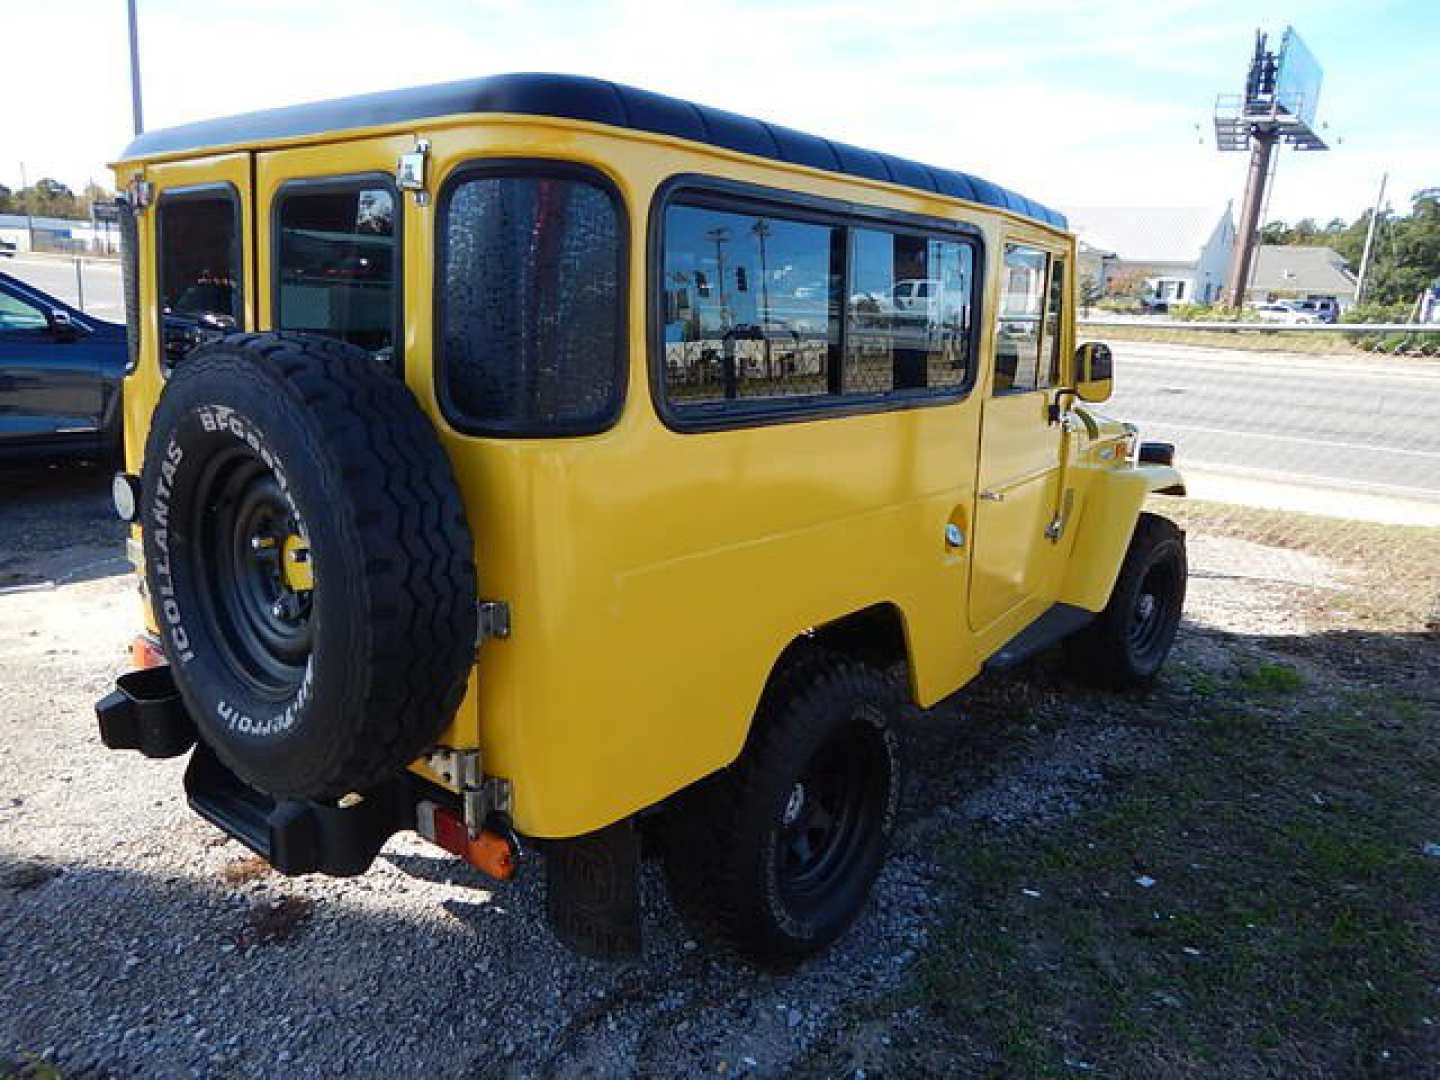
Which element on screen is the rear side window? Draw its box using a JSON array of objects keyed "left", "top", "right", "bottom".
[
  {"left": 275, "top": 179, "right": 399, "bottom": 364},
  {"left": 657, "top": 193, "right": 977, "bottom": 426},
  {"left": 438, "top": 167, "right": 625, "bottom": 436},
  {"left": 156, "top": 186, "right": 243, "bottom": 369}
]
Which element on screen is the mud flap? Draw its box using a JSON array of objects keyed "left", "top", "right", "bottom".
[{"left": 545, "top": 818, "right": 642, "bottom": 960}]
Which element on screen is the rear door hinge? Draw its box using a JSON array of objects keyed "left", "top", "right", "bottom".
[
  {"left": 476, "top": 600, "right": 511, "bottom": 645},
  {"left": 396, "top": 138, "right": 430, "bottom": 205}
]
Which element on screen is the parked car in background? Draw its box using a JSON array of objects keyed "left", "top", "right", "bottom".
[
  {"left": 0, "top": 271, "right": 127, "bottom": 461},
  {"left": 1251, "top": 301, "right": 1320, "bottom": 325},
  {"left": 0, "top": 238, "right": 16, "bottom": 257},
  {"left": 1293, "top": 297, "right": 1339, "bottom": 323}
]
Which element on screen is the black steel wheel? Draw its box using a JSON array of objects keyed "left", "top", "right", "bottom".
[
  {"left": 662, "top": 651, "right": 902, "bottom": 966},
  {"left": 1065, "top": 512, "right": 1187, "bottom": 689}
]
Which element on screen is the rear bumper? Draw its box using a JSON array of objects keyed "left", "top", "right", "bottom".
[{"left": 95, "top": 663, "right": 419, "bottom": 877}]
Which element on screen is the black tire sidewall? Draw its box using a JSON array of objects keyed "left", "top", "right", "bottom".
[
  {"left": 143, "top": 359, "right": 366, "bottom": 796},
  {"left": 1102, "top": 521, "right": 1186, "bottom": 683},
  {"left": 756, "top": 695, "right": 901, "bottom": 951}
]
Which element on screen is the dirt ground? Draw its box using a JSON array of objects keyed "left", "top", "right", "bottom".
[{"left": 1, "top": 461, "right": 1436, "bottom": 1078}]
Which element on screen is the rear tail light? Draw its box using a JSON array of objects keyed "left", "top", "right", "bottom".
[{"left": 415, "top": 800, "right": 517, "bottom": 881}]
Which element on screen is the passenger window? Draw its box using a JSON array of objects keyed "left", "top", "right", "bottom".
[
  {"left": 847, "top": 228, "right": 973, "bottom": 393},
  {"left": 994, "top": 244, "right": 1050, "bottom": 394},
  {"left": 1044, "top": 257, "right": 1066, "bottom": 387},
  {"left": 662, "top": 204, "right": 843, "bottom": 407},
  {"left": 438, "top": 171, "right": 623, "bottom": 434},
  {"left": 0, "top": 291, "right": 49, "bottom": 333},
  {"left": 157, "top": 188, "right": 243, "bottom": 369},
  {"left": 276, "top": 182, "right": 398, "bottom": 363}
]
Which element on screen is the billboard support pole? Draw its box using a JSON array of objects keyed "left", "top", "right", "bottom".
[{"left": 1225, "top": 129, "right": 1277, "bottom": 307}]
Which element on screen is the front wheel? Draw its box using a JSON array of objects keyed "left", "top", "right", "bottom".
[
  {"left": 662, "top": 652, "right": 902, "bottom": 966},
  {"left": 1065, "top": 512, "right": 1187, "bottom": 688}
]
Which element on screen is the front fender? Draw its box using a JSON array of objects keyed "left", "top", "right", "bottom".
[{"left": 1059, "top": 464, "right": 1185, "bottom": 612}]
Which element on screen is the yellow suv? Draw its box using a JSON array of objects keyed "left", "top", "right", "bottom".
[{"left": 95, "top": 73, "right": 1187, "bottom": 963}]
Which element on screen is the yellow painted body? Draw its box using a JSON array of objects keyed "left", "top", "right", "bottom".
[{"left": 113, "top": 111, "right": 1182, "bottom": 839}]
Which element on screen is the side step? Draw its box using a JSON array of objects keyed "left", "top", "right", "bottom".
[
  {"left": 984, "top": 603, "right": 1094, "bottom": 672},
  {"left": 184, "top": 744, "right": 416, "bottom": 877}
]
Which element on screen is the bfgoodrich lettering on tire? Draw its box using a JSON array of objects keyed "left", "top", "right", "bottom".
[
  {"left": 662, "top": 649, "right": 902, "bottom": 965},
  {"left": 140, "top": 332, "right": 477, "bottom": 800}
]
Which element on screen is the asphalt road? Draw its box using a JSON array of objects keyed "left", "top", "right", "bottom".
[
  {"left": 1107, "top": 342, "right": 1440, "bottom": 503},
  {"left": 5, "top": 256, "right": 1436, "bottom": 503},
  {"left": 1, "top": 254, "right": 124, "bottom": 324}
]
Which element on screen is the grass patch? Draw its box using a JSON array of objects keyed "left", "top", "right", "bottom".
[
  {"left": 900, "top": 679, "right": 1440, "bottom": 1076},
  {"left": 1239, "top": 662, "right": 1303, "bottom": 695}
]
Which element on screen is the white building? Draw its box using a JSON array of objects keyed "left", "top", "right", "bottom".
[{"left": 1067, "top": 205, "right": 1236, "bottom": 305}]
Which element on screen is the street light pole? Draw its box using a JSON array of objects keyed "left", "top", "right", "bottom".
[{"left": 127, "top": 0, "right": 144, "bottom": 136}]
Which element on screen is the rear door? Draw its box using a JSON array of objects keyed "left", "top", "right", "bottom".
[
  {"left": 255, "top": 137, "right": 408, "bottom": 379},
  {"left": 968, "top": 241, "right": 1069, "bottom": 634},
  {"left": 144, "top": 153, "right": 255, "bottom": 368},
  {"left": 0, "top": 278, "right": 102, "bottom": 445}
]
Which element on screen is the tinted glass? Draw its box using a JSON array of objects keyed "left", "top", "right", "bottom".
[
  {"left": 277, "top": 185, "right": 397, "bottom": 361},
  {"left": 440, "top": 174, "right": 622, "bottom": 432},
  {"left": 995, "top": 244, "right": 1049, "bottom": 393},
  {"left": 847, "top": 229, "right": 973, "bottom": 394},
  {"left": 157, "top": 191, "right": 242, "bottom": 368},
  {"left": 0, "top": 290, "right": 48, "bottom": 332},
  {"left": 662, "top": 204, "right": 842, "bottom": 406}
]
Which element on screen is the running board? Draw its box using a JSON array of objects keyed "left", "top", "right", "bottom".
[{"left": 984, "top": 603, "right": 1094, "bottom": 672}]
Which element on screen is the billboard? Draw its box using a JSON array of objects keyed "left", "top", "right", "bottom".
[{"left": 1275, "top": 26, "right": 1323, "bottom": 130}]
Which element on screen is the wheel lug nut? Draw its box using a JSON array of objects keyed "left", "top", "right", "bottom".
[
  {"left": 271, "top": 601, "right": 285, "bottom": 617},
  {"left": 251, "top": 536, "right": 275, "bottom": 551}
]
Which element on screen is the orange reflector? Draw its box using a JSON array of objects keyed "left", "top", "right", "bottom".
[
  {"left": 131, "top": 634, "right": 166, "bottom": 670},
  {"left": 416, "top": 800, "right": 516, "bottom": 881}
]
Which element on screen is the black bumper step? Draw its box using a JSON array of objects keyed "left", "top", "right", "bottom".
[
  {"left": 184, "top": 744, "right": 417, "bottom": 877},
  {"left": 94, "top": 665, "right": 196, "bottom": 759}
]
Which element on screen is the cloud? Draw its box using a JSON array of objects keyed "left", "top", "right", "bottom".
[{"left": 0, "top": 0, "right": 1427, "bottom": 223}]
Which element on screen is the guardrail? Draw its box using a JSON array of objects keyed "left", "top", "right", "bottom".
[
  {"left": 1077, "top": 319, "right": 1440, "bottom": 357},
  {"left": 1078, "top": 321, "right": 1436, "bottom": 333}
]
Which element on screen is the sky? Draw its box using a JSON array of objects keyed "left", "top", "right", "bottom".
[{"left": 2, "top": 0, "right": 1436, "bottom": 227}]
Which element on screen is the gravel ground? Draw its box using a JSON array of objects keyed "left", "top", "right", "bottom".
[{"left": 0, "top": 463, "right": 1354, "bottom": 1078}]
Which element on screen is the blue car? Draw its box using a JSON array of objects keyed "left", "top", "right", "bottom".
[{"left": 0, "top": 271, "right": 127, "bottom": 461}]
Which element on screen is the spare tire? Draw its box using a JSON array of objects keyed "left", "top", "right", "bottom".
[{"left": 139, "top": 332, "right": 477, "bottom": 800}]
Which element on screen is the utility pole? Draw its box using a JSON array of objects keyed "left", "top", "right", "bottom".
[
  {"left": 127, "top": 0, "right": 144, "bottom": 136},
  {"left": 1354, "top": 172, "right": 1387, "bottom": 305}
]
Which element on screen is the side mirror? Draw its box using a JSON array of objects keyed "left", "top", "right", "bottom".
[
  {"left": 1073, "top": 341, "right": 1113, "bottom": 403},
  {"left": 49, "top": 309, "right": 84, "bottom": 341}
]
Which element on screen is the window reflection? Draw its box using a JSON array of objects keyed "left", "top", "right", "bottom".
[
  {"left": 662, "top": 204, "right": 842, "bottom": 403},
  {"left": 157, "top": 193, "right": 242, "bottom": 369},
  {"left": 277, "top": 186, "right": 397, "bottom": 361},
  {"left": 847, "top": 229, "right": 972, "bottom": 393},
  {"left": 995, "top": 245, "right": 1049, "bottom": 393}
]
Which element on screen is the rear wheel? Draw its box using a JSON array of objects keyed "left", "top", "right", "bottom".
[
  {"left": 1065, "top": 512, "right": 1187, "bottom": 688},
  {"left": 662, "top": 651, "right": 902, "bottom": 965}
]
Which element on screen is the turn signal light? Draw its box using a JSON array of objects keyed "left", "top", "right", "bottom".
[
  {"left": 416, "top": 800, "right": 517, "bottom": 881},
  {"left": 130, "top": 634, "right": 166, "bottom": 670}
]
